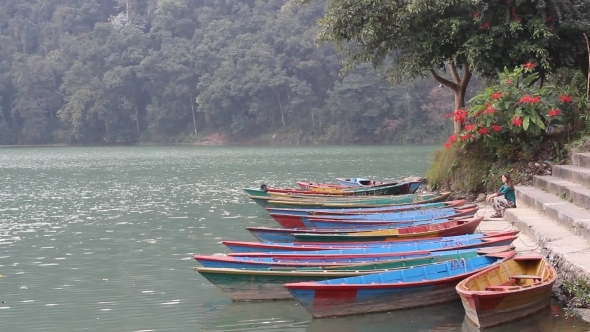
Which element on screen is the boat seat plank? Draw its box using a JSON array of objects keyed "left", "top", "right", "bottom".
[
  {"left": 485, "top": 285, "right": 521, "bottom": 291},
  {"left": 510, "top": 274, "right": 542, "bottom": 280}
]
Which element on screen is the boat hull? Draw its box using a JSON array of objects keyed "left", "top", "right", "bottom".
[
  {"left": 224, "top": 231, "right": 519, "bottom": 253},
  {"left": 285, "top": 251, "right": 516, "bottom": 318},
  {"left": 194, "top": 249, "right": 484, "bottom": 301},
  {"left": 456, "top": 255, "right": 557, "bottom": 328},
  {"left": 293, "top": 217, "right": 483, "bottom": 243}
]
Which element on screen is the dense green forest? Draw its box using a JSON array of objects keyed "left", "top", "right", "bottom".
[{"left": 0, "top": 0, "right": 464, "bottom": 145}]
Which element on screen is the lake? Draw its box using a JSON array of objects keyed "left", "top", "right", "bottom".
[{"left": 0, "top": 145, "right": 588, "bottom": 331}]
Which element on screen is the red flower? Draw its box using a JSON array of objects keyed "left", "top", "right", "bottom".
[
  {"left": 473, "top": 12, "right": 481, "bottom": 18},
  {"left": 451, "top": 109, "right": 468, "bottom": 123},
  {"left": 512, "top": 117, "right": 523, "bottom": 127},
  {"left": 465, "top": 124, "right": 476, "bottom": 131},
  {"left": 520, "top": 95, "right": 541, "bottom": 104},
  {"left": 484, "top": 107, "right": 496, "bottom": 114},
  {"left": 492, "top": 124, "right": 502, "bottom": 132},
  {"left": 559, "top": 95, "right": 572, "bottom": 103},
  {"left": 449, "top": 134, "right": 458, "bottom": 143},
  {"left": 444, "top": 142, "right": 452, "bottom": 149},
  {"left": 478, "top": 127, "right": 489, "bottom": 135},
  {"left": 481, "top": 22, "right": 490, "bottom": 29},
  {"left": 505, "top": 79, "right": 513, "bottom": 84},
  {"left": 460, "top": 133, "right": 472, "bottom": 141},
  {"left": 548, "top": 109, "right": 561, "bottom": 117},
  {"left": 491, "top": 92, "right": 503, "bottom": 100},
  {"left": 546, "top": 16, "right": 552, "bottom": 23},
  {"left": 523, "top": 62, "right": 536, "bottom": 70},
  {"left": 515, "top": 16, "right": 522, "bottom": 22}
]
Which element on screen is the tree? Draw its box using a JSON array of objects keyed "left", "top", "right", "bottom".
[{"left": 300, "top": 0, "right": 590, "bottom": 133}]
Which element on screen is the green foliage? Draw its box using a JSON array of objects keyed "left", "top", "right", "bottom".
[
  {"left": 426, "top": 146, "right": 492, "bottom": 192},
  {"left": 305, "top": 0, "right": 590, "bottom": 82},
  {"left": 562, "top": 278, "right": 590, "bottom": 316},
  {"left": 444, "top": 64, "right": 572, "bottom": 161},
  {"left": 0, "top": 0, "right": 453, "bottom": 145}
]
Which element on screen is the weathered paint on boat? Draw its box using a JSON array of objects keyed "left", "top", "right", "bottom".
[
  {"left": 246, "top": 216, "right": 458, "bottom": 243},
  {"left": 247, "top": 225, "right": 517, "bottom": 243},
  {"left": 292, "top": 216, "right": 483, "bottom": 242},
  {"left": 271, "top": 206, "right": 476, "bottom": 228},
  {"left": 265, "top": 200, "right": 467, "bottom": 216},
  {"left": 224, "top": 230, "right": 520, "bottom": 253},
  {"left": 456, "top": 254, "right": 557, "bottom": 328},
  {"left": 299, "top": 207, "right": 478, "bottom": 229},
  {"left": 260, "top": 192, "right": 451, "bottom": 209},
  {"left": 284, "top": 251, "right": 516, "bottom": 318},
  {"left": 193, "top": 248, "right": 487, "bottom": 301}
]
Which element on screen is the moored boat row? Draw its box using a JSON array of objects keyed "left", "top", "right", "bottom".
[{"left": 192, "top": 176, "right": 557, "bottom": 329}]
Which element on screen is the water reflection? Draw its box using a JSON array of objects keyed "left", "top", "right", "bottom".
[
  {"left": 200, "top": 301, "right": 310, "bottom": 332},
  {"left": 461, "top": 305, "right": 585, "bottom": 332},
  {"left": 202, "top": 300, "right": 589, "bottom": 332},
  {"left": 306, "top": 302, "right": 465, "bottom": 332}
]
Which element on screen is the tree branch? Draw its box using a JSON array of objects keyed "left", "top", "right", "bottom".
[
  {"left": 448, "top": 61, "right": 461, "bottom": 84},
  {"left": 429, "top": 68, "right": 458, "bottom": 90},
  {"left": 459, "top": 62, "right": 471, "bottom": 91}
]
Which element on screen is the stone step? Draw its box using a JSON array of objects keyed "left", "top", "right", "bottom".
[
  {"left": 572, "top": 152, "right": 590, "bottom": 168},
  {"left": 515, "top": 186, "right": 590, "bottom": 241},
  {"left": 504, "top": 206, "right": 590, "bottom": 283},
  {"left": 552, "top": 164, "right": 590, "bottom": 189},
  {"left": 533, "top": 175, "right": 590, "bottom": 210}
]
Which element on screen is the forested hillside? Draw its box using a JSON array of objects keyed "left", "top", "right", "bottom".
[{"left": 0, "top": 0, "right": 461, "bottom": 145}]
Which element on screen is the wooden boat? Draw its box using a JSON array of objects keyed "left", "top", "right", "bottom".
[
  {"left": 246, "top": 215, "right": 470, "bottom": 243},
  {"left": 222, "top": 231, "right": 518, "bottom": 253},
  {"left": 284, "top": 250, "right": 517, "bottom": 318},
  {"left": 247, "top": 223, "right": 516, "bottom": 243},
  {"left": 265, "top": 199, "right": 467, "bottom": 216},
  {"left": 302, "top": 208, "right": 478, "bottom": 229},
  {"left": 336, "top": 178, "right": 422, "bottom": 194},
  {"left": 224, "top": 230, "right": 520, "bottom": 253},
  {"left": 455, "top": 254, "right": 557, "bottom": 328},
  {"left": 271, "top": 205, "right": 478, "bottom": 228},
  {"left": 296, "top": 181, "right": 350, "bottom": 189},
  {"left": 336, "top": 177, "right": 391, "bottom": 187},
  {"left": 292, "top": 216, "right": 483, "bottom": 243},
  {"left": 193, "top": 245, "right": 515, "bottom": 269},
  {"left": 248, "top": 182, "right": 420, "bottom": 198},
  {"left": 226, "top": 240, "right": 516, "bottom": 259},
  {"left": 244, "top": 186, "right": 360, "bottom": 197},
  {"left": 257, "top": 192, "right": 451, "bottom": 209},
  {"left": 193, "top": 247, "right": 506, "bottom": 301}
]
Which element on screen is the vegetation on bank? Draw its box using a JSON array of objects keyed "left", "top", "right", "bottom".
[
  {"left": 0, "top": 0, "right": 462, "bottom": 146},
  {"left": 427, "top": 64, "right": 588, "bottom": 193},
  {"left": 561, "top": 278, "right": 590, "bottom": 315}
]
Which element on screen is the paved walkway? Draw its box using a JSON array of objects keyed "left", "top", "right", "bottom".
[{"left": 475, "top": 202, "right": 539, "bottom": 253}]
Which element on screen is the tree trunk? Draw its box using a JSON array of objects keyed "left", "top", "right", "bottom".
[
  {"left": 190, "top": 96, "right": 197, "bottom": 136},
  {"left": 429, "top": 61, "right": 472, "bottom": 134},
  {"left": 134, "top": 103, "right": 140, "bottom": 134},
  {"left": 272, "top": 88, "right": 286, "bottom": 128}
]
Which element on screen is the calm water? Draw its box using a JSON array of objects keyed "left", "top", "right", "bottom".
[{"left": 0, "top": 145, "right": 588, "bottom": 332}]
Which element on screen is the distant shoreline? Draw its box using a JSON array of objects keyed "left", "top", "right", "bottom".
[{"left": 0, "top": 142, "right": 441, "bottom": 149}]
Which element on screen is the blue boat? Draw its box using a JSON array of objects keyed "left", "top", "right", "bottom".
[
  {"left": 193, "top": 247, "right": 513, "bottom": 269},
  {"left": 223, "top": 231, "right": 520, "bottom": 253},
  {"left": 300, "top": 208, "right": 478, "bottom": 229},
  {"left": 265, "top": 200, "right": 467, "bottom": 216},
  {"left": 284, "top": 250, "right": 516, "bottom": 318},
  {"left": 247, "top": 218, "right": 453, "bottom": 243}
]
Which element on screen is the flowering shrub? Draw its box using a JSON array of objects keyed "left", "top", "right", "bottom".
[{"left": 444, "top": 63, "right": 570, "bottom": 154}]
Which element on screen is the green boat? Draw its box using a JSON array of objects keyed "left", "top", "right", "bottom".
[
  {"left": 253, "top": 192, "right": 451, "bottom": 209},
  {"left": 243, "top": 182, "right": 411, "bottom": 198},
  {"left": 194, "top": 249, "right": 484, "bottom": 301}
]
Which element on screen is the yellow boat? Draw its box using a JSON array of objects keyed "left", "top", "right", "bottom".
[{"left": 456, "top": 254, "right": 557, "bottom": 328}]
